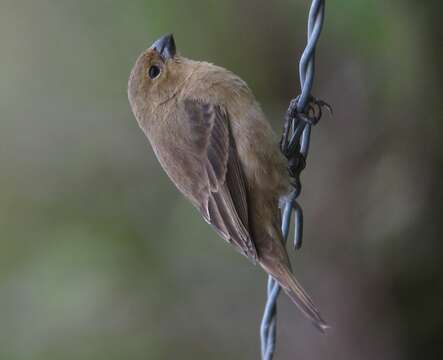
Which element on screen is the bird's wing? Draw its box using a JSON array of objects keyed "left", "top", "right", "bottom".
[{"left": 182, "top": 99, "right": 257, "bottom": 261}]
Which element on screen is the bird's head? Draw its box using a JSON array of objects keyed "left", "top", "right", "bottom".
[{"left": 128, "top": 34, "right": 189, "bottom": 123}]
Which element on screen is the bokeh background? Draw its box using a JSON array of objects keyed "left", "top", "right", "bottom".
[{"left": 1, "top": 0, "right": 441, "bottom": 359}]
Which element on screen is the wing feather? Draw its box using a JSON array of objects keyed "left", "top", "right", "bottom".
[{"left": 183, "top": 99, "right": 257, "bottom": 260}]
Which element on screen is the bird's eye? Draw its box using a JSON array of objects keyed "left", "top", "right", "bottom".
[{"left": 148, "top": 65, "right": 161, "bottom": 79}]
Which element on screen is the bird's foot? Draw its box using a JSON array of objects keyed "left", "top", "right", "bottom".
[{"left": 287, "top": 96, "right": 332, "bottom": 126}]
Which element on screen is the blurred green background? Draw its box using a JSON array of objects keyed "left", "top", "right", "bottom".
[{"left": 1, "top": 0, "right": 441, "bottom": 359}]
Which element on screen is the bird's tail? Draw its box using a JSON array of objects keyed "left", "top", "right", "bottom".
[{"left": 262, "top": 262, "right": 329, "bottom": 332}]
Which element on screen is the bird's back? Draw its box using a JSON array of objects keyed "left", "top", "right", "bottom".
[{"left": 176, "top": 59, "right": 291, "bottom": 198}]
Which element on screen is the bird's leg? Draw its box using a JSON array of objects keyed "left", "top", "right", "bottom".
[
  {"left": 287, "top": 154, "right": 306, "bottom": 181},
  {"left": 280, "top": 95, "right": 332, "bottom": 179},
  {"left": 280, "top": 95, "right": 332, "bottom": 252}
]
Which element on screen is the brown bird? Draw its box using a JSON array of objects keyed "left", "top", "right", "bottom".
[{"left": 128, "top": 34, "right": 327, "bottom": 331}]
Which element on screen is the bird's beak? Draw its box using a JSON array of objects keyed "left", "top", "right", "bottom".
[{"left": 150, "top": 34, "right": 176, "bottom": 61}]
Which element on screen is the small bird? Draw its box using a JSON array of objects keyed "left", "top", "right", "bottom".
[{"left": 128, "top": 34, "right": 327, "bottom": 331}]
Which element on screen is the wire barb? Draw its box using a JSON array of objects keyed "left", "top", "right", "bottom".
[{"left": 260, "top": 1, "right": 328, "bottom": 359}]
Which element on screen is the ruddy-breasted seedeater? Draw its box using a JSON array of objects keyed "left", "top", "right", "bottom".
[{"left": 128, "top": 34, "right": 327, "bottom": 331}]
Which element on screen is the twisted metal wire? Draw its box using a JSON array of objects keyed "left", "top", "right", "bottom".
[{"left": 260, "top": 1, "right": 327, "bottom": 359}]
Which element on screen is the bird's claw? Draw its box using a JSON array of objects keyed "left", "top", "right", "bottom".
[{"left": 286, "top": 96, "right": 332, "bottom": 126}]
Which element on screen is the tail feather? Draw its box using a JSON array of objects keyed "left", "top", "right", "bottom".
[{"left": 268, "top": 264, "right": 329, "bottom": 332}]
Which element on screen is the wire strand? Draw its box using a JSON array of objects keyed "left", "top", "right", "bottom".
[{"left": 260, "top": 1, "right": 327, "bottom": 359}]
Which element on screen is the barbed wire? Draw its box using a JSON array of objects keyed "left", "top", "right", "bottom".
[{"left": 260, "top": 1, "right": 328, "bottom": 359}]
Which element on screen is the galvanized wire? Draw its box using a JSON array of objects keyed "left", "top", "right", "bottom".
[{"left": 260, "top": 1, "right": 327, "bottom": 359}]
